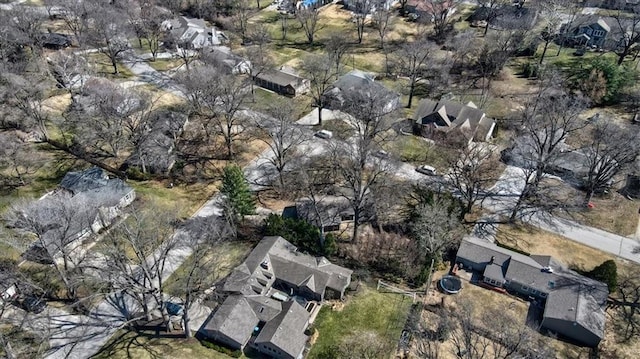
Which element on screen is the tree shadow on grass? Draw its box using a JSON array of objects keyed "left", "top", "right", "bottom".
[{"left": 91, "top": 330, "right": 168, "bottom": 359}]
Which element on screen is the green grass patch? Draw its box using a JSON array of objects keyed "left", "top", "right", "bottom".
[
  {"left": 93, "top": 330, "right": 239, "bottom": 359},
  {"left": 307, "top": 284, "right": 412, "bottom": 359},
  {"left": 387, "top": 135, "right": 451, "bottom": 171},
  {"left": 84, "top": 52, "right": 135, "bottom": 80},
  {"left": 164, "top": 241, "right": 251, "bottom": 297},
  {"left": 130, "top": 180, "right": 219, "bottom": 218},
  {"left": 146, "top": 58, "right": 184, "bottom": 72}
]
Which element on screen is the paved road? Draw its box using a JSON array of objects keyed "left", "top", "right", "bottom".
[{"left": 483, "top": 165, "right": 640, "bottom": 264}]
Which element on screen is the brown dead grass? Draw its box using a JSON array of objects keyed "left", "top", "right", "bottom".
[
  {"left": 495, "top": 223, "right": 639, "bottom": 273},
  {"left": 578, "top": 193, "right": 640, "bottom": 237},
  {"left": 42, "top": 93, "right": 72, "bottom": 115}
]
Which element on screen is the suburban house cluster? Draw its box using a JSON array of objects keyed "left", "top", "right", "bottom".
[
  {"left": 203, "top": 236, "right": 352, "bottom": 359},
  {"left": 24, "top": 167, "right": 135, "bottom": 264},
  {"left": 455, "top": 236, "right": 608, "bottom": 347}
]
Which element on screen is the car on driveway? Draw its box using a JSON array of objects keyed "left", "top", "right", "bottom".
[
  {"left": 416, "top": 165, "right": 437, "bottom": 176},
  {"left": 21, "top": 296, "right": 46, "bottom": 314},
  {"left": 314, "top": 130, "right": 333, "bottom": 139},
  {"left": 372, "top": 150, "right": 389, "bottom": 159}
]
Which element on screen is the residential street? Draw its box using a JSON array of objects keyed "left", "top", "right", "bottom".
[{"left": 483, "top": 165, "right": 640, "bottom": 264}]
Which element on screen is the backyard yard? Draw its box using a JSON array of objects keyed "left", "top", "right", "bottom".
[{"left": 307, "top": 283, "right": 413, "bottom": 359}]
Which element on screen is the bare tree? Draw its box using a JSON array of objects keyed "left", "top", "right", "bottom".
[
  {"left": 101, "top": 204, "right": 180, "bottom": 330},
  {"left": 256, "top": 98, "right": 307, "bottom": 189},
  {"left": 86, "top": 4, "right": 132, "bottom": 74},
  {"left": 446, "top": 143, "right": 500, "bottom": 216},
  {"left": 65, "top": 80, "right": 151, "bottom": 159},
  {"left": 508, "top": 83, "right": 587, "bottom": 222},
  {"left": 352, "top": 0, "right": 374, "bottom": 44},
  {"left": 300, "top": 53, "right": 339, "bottom": 125},
  {"left": 337, "top": 331, "right": 391, "bottom": 358},
  {"left": 233, "top": 0, "right": 253, "bottom": 44},
  {"left": 140, "top": 3, "right": 171, "bottom": 61},
  {"left": 372, "top": 4, "right": 393, "bottom": 49},
  {"left": 48, "top": 52, "right": 91, "bottom": 98},
  {"left": 2, "top": 72, "right": 52, "bottom": 141},
  {"left": 554, "top": 0, "right": 580, "bottom": 56},
  {"left": 0, "top": 133, "right": 46, "bottom": 188},
  {"left": 46, "top": 0, "right": 91, "bottom": 47},
  {"left": 423, "top": 0, "right": 459, "bottom": 42},
  {"left": 582, "top": 120, "right": 640, "bottom": 204},
  {"left": 475, "top": 0, "right": 511, "bottom": 36},
  {"left": 395, "top": 38, "right": 435, "bottom": 108},
  {"left": 4, "top": 194, "right": 101, "bottom": 300},
  {"left": 536, "top": 0, "right": 565, "bottom": 64},
  {"left": 332, "top": 88, "right": 400, "bottom": 240},
  {"left": 407, "top": 190, "right": 465, "bottom": 265},
  {"left": 610, "top": 2, "right": 640, "bottom": 65},
  {"left": 325, "top": 32, "right": 351, "bottom": 74},
  {"left": 296, "top": 6, "right": 321, "bottom": 44},
  {"left": 172, "top": 215, "right": 235, "bottom": 337},
  {"left": 179, "top": 66, "right": 251, "bottom": 159},
  {"left": 3, "top": 6, "right": 47, "bottom": 59},
  {"left": 610, "top": 267, "right": 640, "bottom": 342}
]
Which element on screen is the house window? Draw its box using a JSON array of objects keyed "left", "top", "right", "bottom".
[
  {"left": 541, "top": 292, "right": 547, "bottom": 298},
  {"left": 586, "top": 28, "right": 593, "bottom": 35},
  {"left": 593, "top": 30, "right": 605, "bottom": 37},
  {"left": 521, "top": 285, "right": 529, "bottom": 292},
  {"left": 531, "top": 289, "right": 539, "bottom": 295}
]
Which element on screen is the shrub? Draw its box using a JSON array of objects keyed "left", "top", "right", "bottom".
[
  {"left": 570, "top": 56, "right": 635, "bottom": 105},
  {"left": 263, "top": 214, "right": 336, "bottom": 256},
  {"left": 200, "top": 340, "right": 242, "bottom": 358},
  {"left": 521, "top": 62, "right": 539, "bottom": 78},
  {"left": 587, "top": 259, "right": 618, "bottom": 293}
]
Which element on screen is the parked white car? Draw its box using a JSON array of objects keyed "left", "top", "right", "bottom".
[{"left": 416, "top": 165, "right": 437, "bottom": 176}]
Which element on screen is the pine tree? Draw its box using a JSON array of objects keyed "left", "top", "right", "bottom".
[{"left": 220, "top": 164, "right": 255, "bottom": 222}]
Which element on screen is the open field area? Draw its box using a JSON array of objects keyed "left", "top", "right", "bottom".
[{"left": 308, "top": 284, "right": 413, "bottom": 359}]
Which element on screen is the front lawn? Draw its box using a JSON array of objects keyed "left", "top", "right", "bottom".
[
  {"left": 307, "top": 284, "right": 413, "bottom": 359},
  {"left": 93, "top": 330, "right": 237, "bottom": 359}
]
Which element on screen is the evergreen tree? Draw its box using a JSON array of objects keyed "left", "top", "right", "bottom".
[{"left": 220, "top": 164, "right": 255, "bottom": 221}]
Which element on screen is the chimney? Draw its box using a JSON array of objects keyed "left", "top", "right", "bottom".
[{"left": 489, "top": 256, "right": 495, "bottom": 264}]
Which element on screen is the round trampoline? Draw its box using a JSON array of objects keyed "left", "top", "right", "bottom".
[{"left": 440, "top": 275, "right": 462, "bottom": 294}]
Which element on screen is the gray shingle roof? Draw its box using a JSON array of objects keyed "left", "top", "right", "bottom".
[
  {"left": 543, "top": 278, "right": 608, "bottom": 340},
  {"left": 295, "top": 195, "right": 354, "bottom": 229},
  {"left": 60, "top": 167, "right": 109, "bottom": 194},
  {"left": 254, "top": 300, "right": 309, "bottom": 359},
  {"left": 483, "top": 263, "right": 505, "bottom": 283},
  {"left": 456, "top": 236, "right": 608, "bottom": 341},
  {"left": 204, "top": 295, "right": 259, "bottom": 345},
  {"left": 414, "top": 99, "right": 493, "bottom": 142},
  {"left": 212, "top": 236, "right": 352, "bottom": 351},
  {"left": 255, "top": 69, "right": 305, "bottom": 88}
]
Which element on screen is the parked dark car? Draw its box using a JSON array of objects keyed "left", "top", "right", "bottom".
[{"left": 21, "top": 296, "right": 46, "bottom": 314}]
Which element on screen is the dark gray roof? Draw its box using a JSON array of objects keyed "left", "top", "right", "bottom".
[
  {"left": 456, "top": 236, "right": 608, "bottom": 340},
  {"left": 214, "top": 236, "right": 351, "bottom": 351},
  {"left": 254, "top": 300, "right": 309, "bottom": 358},
  {"left": 246, "top": 296, "right": 283, "bottom": 322},
  {"left": 483, "top": 263, "right": 505, "bottom": 282},
  {"left": 255, "top": 69, "right": 305, "bottom": 88},
  {"left": 543, "top": 278, "right": 608, "bottom": 340},
  {"left": 60, "top": 167, "right": 109, "bottom": 194},
  {"left": 204, "top": 295, "right": 259, "bottom": 345},
  {"left": 294, "top": 195, "right": 354, "bottom": 228},
  {"left": 414, "top": 99, "right": 493, "bottom": 141},
  {"left": 325, "top": 70, "right": 400, "bottom": 110}
]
